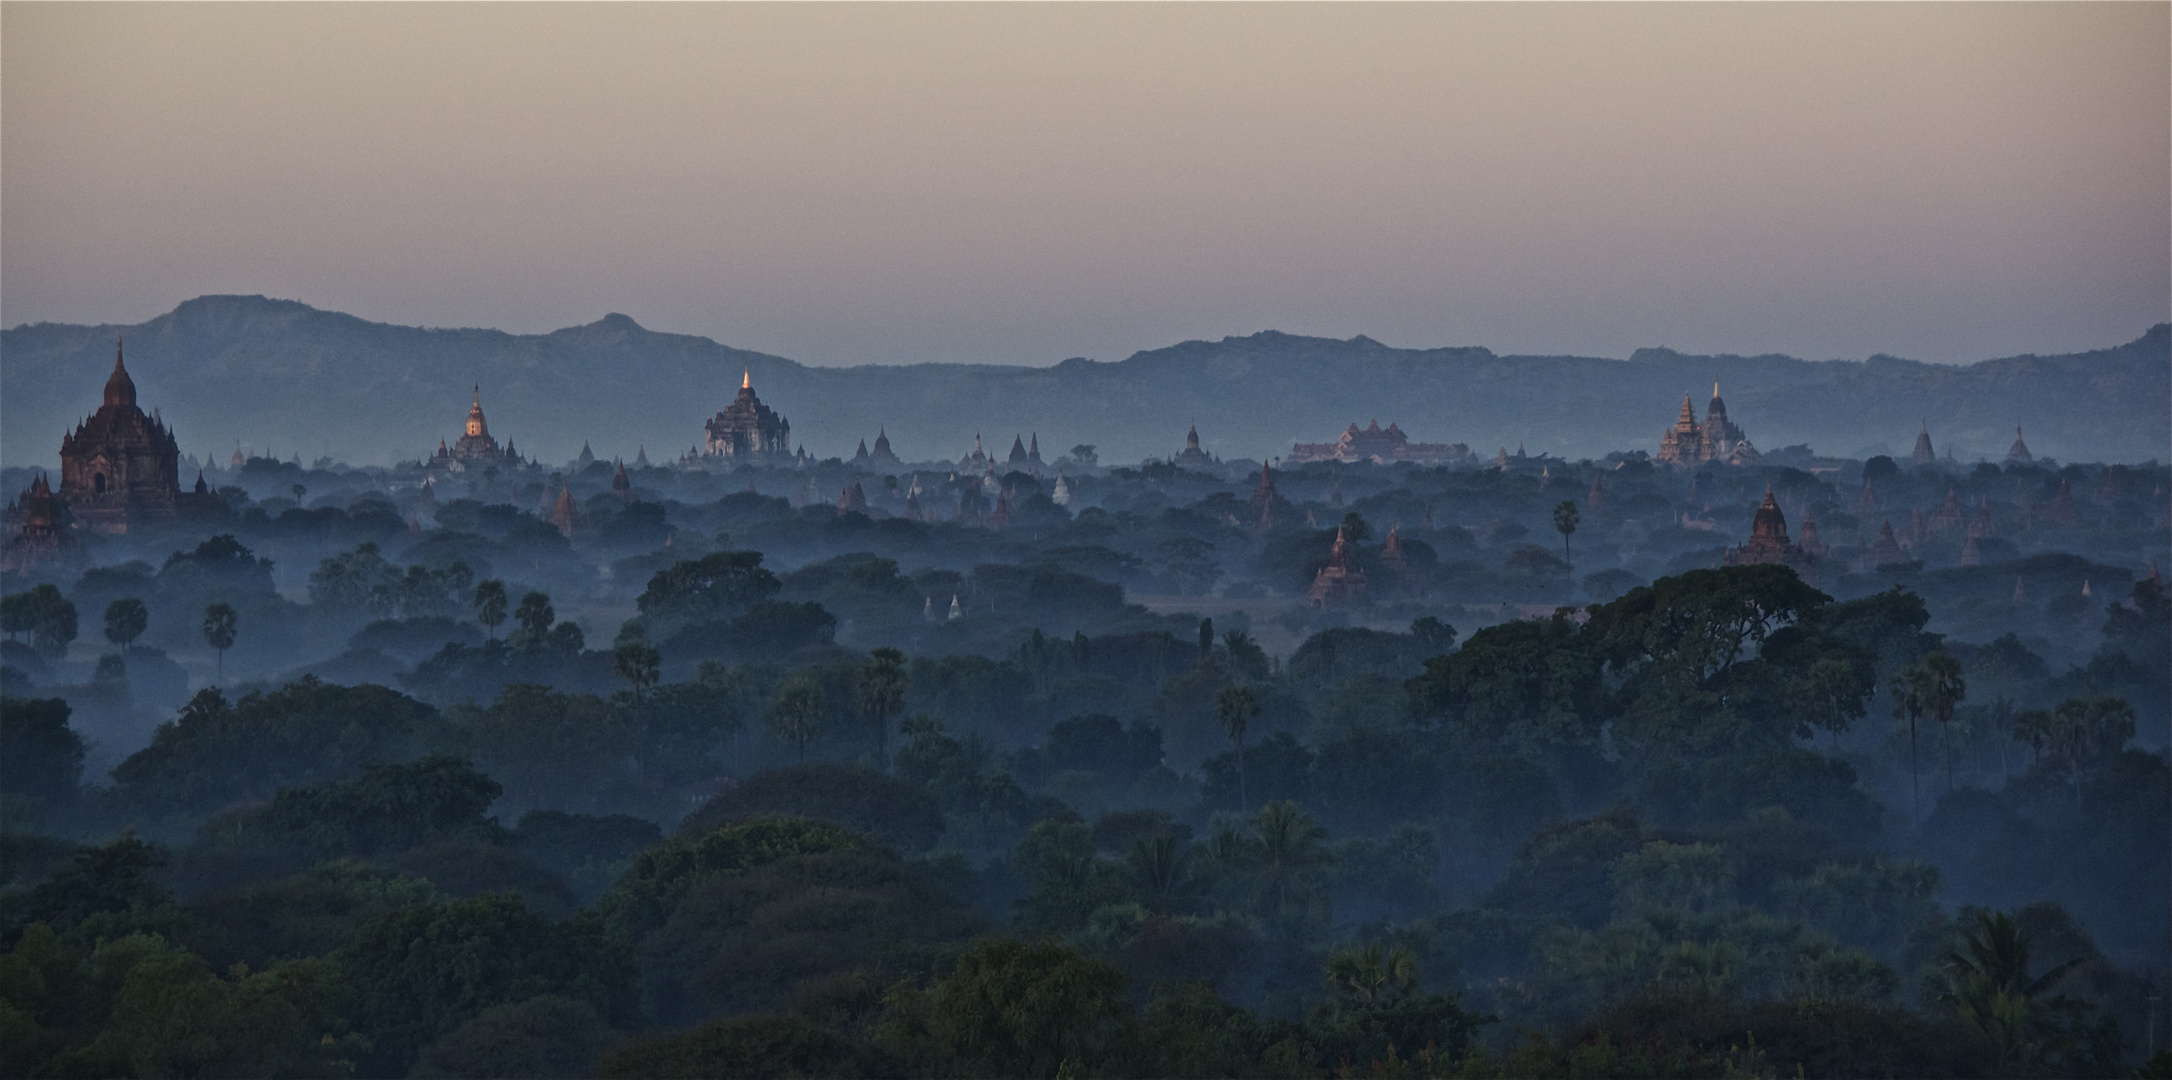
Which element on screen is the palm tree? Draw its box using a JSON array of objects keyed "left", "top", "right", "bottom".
[
  {"left": 1252, "top": 801, "right": 1331, "bottom": 926},
  {"left": 613, "top": 640, "right": 661, "bottom": 702},
  {"left": 1552, "top": 499, "right": 1580, "bottom": 576},
  {"left": 1127, "top": 834, "right": 1190, "bottom": 913},
  {"left": 771, "top": 676, "right": 825, "bottom": 765},
  {"left": 1941, "top": 909, "right": 2083, "bottom": 1072},
  {"left": 103, "top": 598, "right": 148, "bottom": 653},
  {"left": 1920, "top": 651, "right": 1967, "bottom": 792},
  {"left": 472, "top": 579, "right": 509, "bottom": 640},
  {"left": 1890, "top": 664, "right": 1929, "bottom": 821},
  {"left": 857, "top": 647, "right": 909, "bottom": 771},
  {"left": 1216, "top": 685, "right": 1261, "bottom": 812},
  {"left": 1326, "top": 942, "right": 1420, "bottom": 1006},
  {"left": 513, "top": 591, "right": 554, "bottom": 640},
  {"left": 201, "top": 602, "right": 238, "bottom": 681}
]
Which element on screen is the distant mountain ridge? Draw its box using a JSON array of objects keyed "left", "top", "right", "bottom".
[{"left": 3, "top": 295, "right": 2164, "bottom": 469}]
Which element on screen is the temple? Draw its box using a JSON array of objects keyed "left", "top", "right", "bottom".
[
  {"left": 1175, "top": 421, "right": 1215, "bottom": 468},
  {"left": 2006, "top": 427, "right": 2033, "bottom": 465},
  {"left": 701, "top": 369, "right": 792, "bottom": 465},
  {"left": 1288, "top": 420, "right": 1469, "bottom": 464},
  {"left": 1657, "top": 382, "right": 1759, "bottom": 466},
  {"left": 2, "top": 473, "right": 82, "bottom": 572},
  {"left": 1721, "top": 485, "right": 1815, "bottom": 577},
  {"left": 1306, "top": 526, "right": 1368, "bottom": 606},
  {"left": 57, "top": 340, "right": 182, "bottom": 532},
  {"left": 427, "top": 387, "right": 527, "bottom": 473}
]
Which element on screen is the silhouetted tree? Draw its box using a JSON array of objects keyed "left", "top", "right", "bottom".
[
  {"left": 472, "top": 579, "right": 509, "bottom": 640},
  {"left": 201, "top": 602, "right": 238, "bottom": 680},
  {"left": 857, "top": 647, "right": 908, "bottom": 771},
  {"left": 102, "top": 597, "right": 148, "bottom": 652},
  {"left": 1217, "top": 685, "right": 1261, "bottom": 812}
]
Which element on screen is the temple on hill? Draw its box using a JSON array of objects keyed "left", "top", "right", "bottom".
[
  {"left": 1289, "top": 420, "right": 1469, "bottom": 464},
  {"left": 1175, "top": 422, "right": 1215, "bottom": 468},
  {"left": 57, "top": 341, "right": 182, "bottom": 533},
  {"left": 427, "top": 388, "right": 528, "bottom": 473},
  {"left": 1657, "top": 382, "right": 1760, "bottom": 467},
  {"left": 701, "top": 370, "right": 793, "bottom": 465},
  {"left": 1912, "top": 425, "right": 1936, "bottom": 467},
  {"left": 1722, "top": 485, "right": 1815, "bottom": 577}
]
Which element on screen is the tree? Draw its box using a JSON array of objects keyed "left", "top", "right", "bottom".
[
  {"left": 101, "top": 597, "right": 148, "bottom": 654},
  {"left": 857, "top": 647, "right": 908, "bottom": 771},
  {"left": 1251, "top": 800, "right": 1332, "bottom": 927},
  {"left": 473, "top": 579, "right": 509, "bottom": 640},
  {"left": 1553, "top": 499, "right": 1580, "bottom": 575},
  {"left": 2015, "top": 696, "right": 2137, "bottom": 805},
  {"left": 201, "top": 602, "right": 238, "bottom": 681},
  {"left": 14, "top": 584, "right": 77, "bottom": 661},
  {"left": 0, "top": 697, "right": 84, "bottom": 809},
  {"left": 1891, "top": 664, "right": 1928, "bottom": 822},
  {"left": 770, "top": 676, "right": 825, "bottom": 765},
  {"left": 927, "top": 938, "right": 1133, "bottom": 1078},
  {"left": 1940, "top": 909, "right": 2087, "bottom": 1074},
  {"left": 613, "top": 640, "right": 661, "bottom": 702},
  {"left": 1919, "top": 651, "right": 1967, "bottom": 792},
  {"left": 1069, "top": 444, "right": 1098, "bottom": 467},
  {"left": 337, "top": 895, "right": 640, "bottom": 1077},
  {"left": 1339, "top": 511, "right": 1371, "bottom": 544},
  {"left": 1797, "top": 655, "right": 1871, "bottom": 749},
  {"left": 1216, "top": 685, "right": 1261, "bottom": 813},
  {"left": 1, "top": 590, "right": 35, "bottom": 641},
  {"left": 513, "top": 591, "right": 555, "bottom": 646}
]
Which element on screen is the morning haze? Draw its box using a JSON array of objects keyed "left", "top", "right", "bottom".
[{"left": 4, "top": 3, "right": 2166, "bottom": 366}]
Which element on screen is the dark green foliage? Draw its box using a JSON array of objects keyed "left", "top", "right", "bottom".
[
  {"left": 679, "top": 763, "right": 945, "bottom": 853},
  {"left": 101, "top": 597, "right": 148, "bottom": 650},
  {"left": 8, "top": 583, "right": 77, "bottom": 661},
  {"left": 925, "top": 937, "right": 1135, "bottom": 1079},
  {"left": 410, "top": 994, "right": 617, "bottom": 1080},
  {"left": 0, "top": 924, "right": 361, "bottom": 1080},
  {"left": 110, "top": 679, "right": 444, "bottom": 822},
  {"left": 596, "top": 817, "right": 868, "bottom": 944},
  {"left": 1635, "top": 750, "right": 1884, "bottom": 844},
  {"left": 0, "top": 696, "right": 83, "bottom": 810},
  {"left": 193, "top": 755, "right": 505, "bottom": 866},
  {"left": 1408, "top": 614, "right": 1605, "bottom": 755},
  {"left": 515, "top": 810, "right": 661, "bottom": 882},
  {"left": 337, "top": 894, "right": 640, "bottom": 1077},
  {"left": 188, "top": 861, "right": 444, "bottom": 969},
  {"left": 1042, "top": 712, "right": 1164, "bottom": 788},
  {"left": 1201, "top": 732, "right": 1313, "bottom": 811},
  {"left": 636, "top": 551, "right": 782, "bottom": 639},
  {"left": 637, "top": 843, "right": 987, "bottom": 1025},
  {"left": 598, "top": 1012, "right": 888, "bottom": 1079},
  {"left": 1533, "top": 989, "right": 1997, "bottom": 1079},
  {"left": 2, "top": 834, "right": 174, "bottom": 936}
]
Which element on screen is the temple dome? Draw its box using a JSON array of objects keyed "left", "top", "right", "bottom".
[{"left": 103, "top": 341, "right": 138, "bottom": 408}]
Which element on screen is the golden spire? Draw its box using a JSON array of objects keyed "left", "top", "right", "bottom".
[{"left": 742, "top": 368, "right": 751, "bottom": 390}]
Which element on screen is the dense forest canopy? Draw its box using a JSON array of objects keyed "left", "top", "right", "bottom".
[{"left": 3, "top": 438, "right": 2166, "bottom": 1078}]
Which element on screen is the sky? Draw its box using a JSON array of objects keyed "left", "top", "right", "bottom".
[{"left": 3, "top": 2, "right": 2166, "bottom": 368}]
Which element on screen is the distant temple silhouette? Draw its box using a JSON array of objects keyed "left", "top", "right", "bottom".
[
  {"left": 1289, "top": 419, "right": 1468, "bottom": 464},
  {"left": 57, "top": 340, "right": 181, "bottom": 532}
]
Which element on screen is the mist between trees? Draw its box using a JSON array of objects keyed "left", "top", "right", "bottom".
[{"left": 2, "top": 446, "right": 2166, "bottom": 1078}]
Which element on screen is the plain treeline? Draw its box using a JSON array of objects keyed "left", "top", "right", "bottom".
[{"left": 2, "top": 566, "right": 2166, "bottom": 1076}]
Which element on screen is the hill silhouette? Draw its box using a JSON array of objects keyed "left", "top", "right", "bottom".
[{"left": 4, "top": 295, "right": 2163, "bottom": 468}]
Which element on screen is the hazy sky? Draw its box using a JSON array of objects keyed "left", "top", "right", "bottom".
[{"left": 4, "top": 3, "right": 2166, "bottom": 367}]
